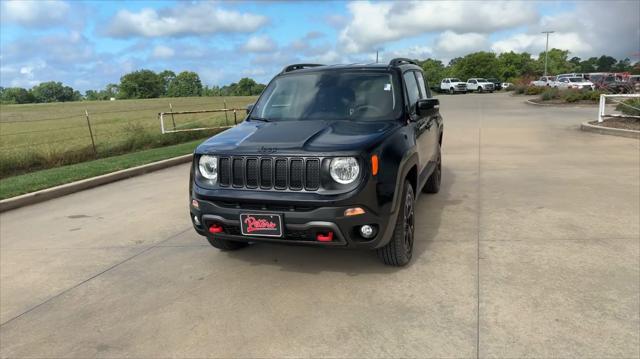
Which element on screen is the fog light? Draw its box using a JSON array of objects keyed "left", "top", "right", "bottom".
[
  {"left": 209, "top": 224, "right": 223, "bottom": 234},
  {"left": 193, "top": 215, "right": 201, "bottom": 226},
  {"left": 360, "top": 225, "right": 376, "bottom": 239}
]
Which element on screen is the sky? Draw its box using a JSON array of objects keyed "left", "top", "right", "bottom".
[{"left": 1, "top": 0, "right": 639, "bottom": 92}]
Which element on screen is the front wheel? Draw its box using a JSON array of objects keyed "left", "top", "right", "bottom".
[
  {"left": 477, "top": 86, "right": 483, "bottom": 93},
  {"left": 377, "top": 180, "right": 415, "bottom": 266}
]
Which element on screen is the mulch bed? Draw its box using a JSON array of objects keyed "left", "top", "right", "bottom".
[
  {"left": 530, "top": 99, "right": 597, "bottom": 105},
  {"left": 589, "top": 117, "right": 640, "bottom": 131}
]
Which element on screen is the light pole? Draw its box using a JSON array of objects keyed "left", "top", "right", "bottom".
[{"left": 542, "top": 31, "right": 554, "bottom": 77}]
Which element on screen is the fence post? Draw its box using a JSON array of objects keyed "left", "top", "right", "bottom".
[
  {"left": 224, "top": 99, "right": 229, "bottom": 126},
  {"left": 233, "top": 109, "right": 237, "bottom": 125},
  {"left": 169, "top": 103, "right": 177, "bottom": 130},
  {"left": 85, "top": 110, "right": 97, "bottom": 155}
]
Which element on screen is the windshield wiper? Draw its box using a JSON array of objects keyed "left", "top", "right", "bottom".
[{"left": 249, "top": 117, "right": 271, "bottom": 122}]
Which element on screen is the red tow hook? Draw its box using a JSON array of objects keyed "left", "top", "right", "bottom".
[
  {"left": 209, "top": 224, "right": 224, "bottom": 234},
  {"left": 316, "top": 231, "right": 334, "bottom": 242}
]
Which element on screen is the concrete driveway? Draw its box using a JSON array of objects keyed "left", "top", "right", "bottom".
[{"left": 1, "top": 93, "right": 638, "bottom": 358}]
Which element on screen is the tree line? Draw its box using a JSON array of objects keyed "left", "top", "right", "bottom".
[
  {"left": 2, "top": 49, "right": 638, "bottom": 104},
  {"left": 419, "top": 49, "right": 638, "bottom": 86},
  {"left": 0, "top": 69, "right": 267, "bottom": 104}
]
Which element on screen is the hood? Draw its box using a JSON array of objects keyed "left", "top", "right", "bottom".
[{"left": 197, "top": 120, "right": 400, "bottom": 155}]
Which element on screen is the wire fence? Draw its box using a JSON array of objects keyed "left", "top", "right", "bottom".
[{"left": 0, "top": 97, "right": 254, "bottom": 176}]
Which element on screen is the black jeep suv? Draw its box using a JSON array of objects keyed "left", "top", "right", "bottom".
[{"left": 189, "top": 58, "right": 443, "bottom": 266}]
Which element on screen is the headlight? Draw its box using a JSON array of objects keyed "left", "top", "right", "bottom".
[
  {"left": 330, "top": 157, "right": 360, "bottom": 184},
  {"left": 198, "top": 155, "right": 218, "bottom": 182}
]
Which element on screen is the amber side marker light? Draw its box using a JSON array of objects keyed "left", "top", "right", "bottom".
[
  {"left": 371, "top": 155, "right": 379, "bottom": 175},
  {"left": 345, "top": 207, "right": 366, "bottom": 216}
]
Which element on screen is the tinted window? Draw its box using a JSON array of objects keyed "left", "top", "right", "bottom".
[
  {"left": 252, "top": 71, "right": 400, "bottom": 121},
  {"left": 415, "top": 72, "right": 429, "bottom": 99},
  {"left": 403, "top": 72, "right": 420, "bottom": 113}
]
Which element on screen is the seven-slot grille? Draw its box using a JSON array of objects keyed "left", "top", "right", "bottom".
[{"left": 218, "top": 156, "right": 321, "bottom": 191}]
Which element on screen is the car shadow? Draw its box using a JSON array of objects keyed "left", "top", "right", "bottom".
[{"left": 223, "top": 167, "right": 454, "bottom": 275}]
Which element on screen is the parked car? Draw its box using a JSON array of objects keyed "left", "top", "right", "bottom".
[
  {"left": 440, "top": 78, "right": 467, "bottom": 94},
  {"left": 591, "top": 74, "right": 632, "bottom": 93},
  {"left": 486, "top": 78, "right": 502, "bottom": 91},
  {"left": 628, "top": 75, "right": 640, "bottom": 93},
  {"left": 554, "top": 77, "right": 595, "bottom": 90},
  {"left": 466, "top": 78, "right": 494, "bottom": 92},
  {"left": 556, "top": 73, "right": 586, "bottom": 81},
  {"left": 502, "top": 82, "right": 514, "bottom": 89},
  {"left": 190, "top": 58, "right": 444, "bottom": 266},
  {"left": 530, "top": 76, "right": 556, "bottom": 87}
]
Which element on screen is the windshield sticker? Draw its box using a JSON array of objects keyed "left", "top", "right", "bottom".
[{"left": 384, "top": 84, "right": 391, "bottom": 91}]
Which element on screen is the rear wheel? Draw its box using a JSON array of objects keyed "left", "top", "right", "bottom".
[
  {"left": 377, "top": 180, "right": 415, "bottom": 266},
  {"left": 423, "top": 147, "right": 441, "bottom": 194},
  {"left": 206, "top": 236, "right": 248, "bottom": 250}
]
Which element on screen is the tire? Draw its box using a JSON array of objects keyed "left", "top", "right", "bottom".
[
  {"left": 449, "top": 88, "right": 455, "bottom": 95},
  {"left": 423, "top": 147, "right": 441, "bottom": 194},
  {"left": 377, "top": 180, "right": 415, "bottom": 266},
  {"left": 478, "top": 86, "right": 483, "bottom": 93},
  {"left": 206, "top": 235, "right": 248, "bottom": 250}
]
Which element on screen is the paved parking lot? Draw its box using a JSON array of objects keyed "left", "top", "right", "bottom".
[{"left": 1, "top": 92, "right": 638, "bottom": 358}]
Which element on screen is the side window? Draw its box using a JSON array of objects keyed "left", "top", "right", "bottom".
[
  {"left": 415, "top": 72, "right": 430, "bottom": 99},
  {"left": 403, "top": 71, "right": 420, "bottom": 113}
]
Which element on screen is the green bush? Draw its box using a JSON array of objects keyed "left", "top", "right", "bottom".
[
  {"left": 541, "top": 88, "right": 560, "bottom": 101},
  {"left": 562, "top": 89, "right": 583, "bottom": 103},
  {"left": 525, "top": 86, "right": 545, "bottom": 95},
  {"left": 513, "top": 84, "right": 527, "bottom": 94},
  {"left": 616, "top": 98, "right": 640, "bottom": 116}
]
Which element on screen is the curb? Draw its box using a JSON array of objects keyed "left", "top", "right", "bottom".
[
  {"left": 0, "top": 154, "right": 193, "bottom": 213},
  {"left": 580, "top": 121, "right": 640, "bottom": 139},
  {"left": 525, "top": 99, "right": 597, "bottom": 107}
]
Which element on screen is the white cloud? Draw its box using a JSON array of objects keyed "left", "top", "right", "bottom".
[
  {"left": 490, "top": 1, "right": 638, "bottom": 59},
  {"left": 384, "top": 46, "right": 433, "bottom": 61},
  {"left": 242, "top": 35, "right": 277, "bottom": 53},
  {"left": 1, "top": 0, "right": 69, "bottom": 27},
  {"left": 106, "top": 3, "right": 268, "bottom": 38},
  {"left": 435, "top": 32, "right": 488, "bottom": 54},
  {"left": 491, "top": 32, "right": 591, "bottom": 56},
  {"left": 339, "top": 0, "right": 538, "bottom": 53},
  {"left": 152, "top": 45, "right": 175, "bottom": 59}
]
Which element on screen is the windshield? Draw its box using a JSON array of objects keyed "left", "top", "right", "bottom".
[
  {"left": 569, "top": 77, "right": 584, "bottom": 82},
  {"left": 477, "top": 78, "right": 487, "bottom": 82},
  {"left": 450, "top": 78, "right": 461, "bottom": 82},
  {"left": 251, "top": 71, "right": 400, "bottom": 122}
]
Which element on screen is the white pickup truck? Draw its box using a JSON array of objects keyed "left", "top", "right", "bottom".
[
  {"left": 530, "top": 76, "right": 556, "bottom": 87},
  {"left": 440, "top": 78, "right": 467, "bottom": 94},
  {"left": 466, "top": 78, "right": 495, "bottom": 93}
]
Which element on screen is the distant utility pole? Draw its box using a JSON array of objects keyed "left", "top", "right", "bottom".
[
  {"left": 542, "top": 31, "right": 555, "bottom": 76},
  {"left": 376, "top": 50, "right": 379, "bottom": 63}
]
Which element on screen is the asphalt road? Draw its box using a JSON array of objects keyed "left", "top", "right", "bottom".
[{"left": 1, "top": 93, "right": 638, "bottom": 358}]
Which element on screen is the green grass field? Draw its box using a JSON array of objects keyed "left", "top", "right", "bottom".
[{"left": 0, "top": 96, "right": 256, "bottom": 177}]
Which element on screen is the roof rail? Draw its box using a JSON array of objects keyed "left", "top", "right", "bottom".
[
  {"left": 280, "top": 63, "right": 324, "bottom": 74},
  {"left": 389, "top": 58, "right": 419, "bottom": 67}
]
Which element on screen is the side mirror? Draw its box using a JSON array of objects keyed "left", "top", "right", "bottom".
[
  {"left": 416, "top": 98, "right": 439, "bottom": 115},
  {"left": 246, "top": 103, "right": 254, "bottom": 115}
]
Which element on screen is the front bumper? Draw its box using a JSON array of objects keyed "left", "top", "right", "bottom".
[{"left": 190, "top": 197, "right": 397, "bottom": 250}]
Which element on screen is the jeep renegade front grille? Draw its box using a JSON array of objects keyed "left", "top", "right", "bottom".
[{"left": 218, "top": 156, "right": 321, "bottom": 191}]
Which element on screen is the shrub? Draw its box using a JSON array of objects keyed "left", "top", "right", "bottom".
[
  {"left": 616, "top": 98, "right": 640, "bottom": 116},
  {"left": 562, "top": 89, "right": 583, "bottom": 103},
  {"left": 525, "top": 86, "right": 545, "bottom": 95},
  {"left": 513, "top": 84, "right": 527, "bottom": 94},
  {"left": 540, "top": 88, "right": 560, "bottom": 101}
]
